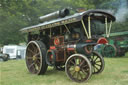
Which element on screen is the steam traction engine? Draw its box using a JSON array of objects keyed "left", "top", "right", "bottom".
[
  {"left": 96, "top": 31, "right": 128, "bottom": 57},
  {"left": 20, "top": 8, "right": 116, "bottom": 82}
]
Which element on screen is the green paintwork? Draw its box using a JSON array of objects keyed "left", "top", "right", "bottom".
[
  {"left": 102, "top": 31, "right": 128, "bottom": 37},
  {"left": 110, "top": 31, "right": 128, "bottom": 37},
  {"left": 95, "top": 44, "right": 116, "bottom": 57}
]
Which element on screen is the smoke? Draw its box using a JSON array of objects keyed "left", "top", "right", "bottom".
[{"left": 115, "top": 0, "right": 128, "bottom": 22}]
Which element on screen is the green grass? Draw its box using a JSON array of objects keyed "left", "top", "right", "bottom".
[{"left": 0, "top": 53, "right": 128, "bottom": 85}]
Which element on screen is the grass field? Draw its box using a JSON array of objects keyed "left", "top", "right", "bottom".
[{"left": 0, "top": 53, "right": 128, "bottom": 85}]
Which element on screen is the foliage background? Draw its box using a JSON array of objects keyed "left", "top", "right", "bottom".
[{"left": 0, "top": 0, "right": 128, "bottom": 45}]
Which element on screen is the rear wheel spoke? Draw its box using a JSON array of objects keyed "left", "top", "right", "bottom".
[
  {"left": 29, "top": 62, "right": 35, "bottom": 69},
  {"left": 28, "top": 48, "right": 34, "bottom": 54},
  {"left": 27, "top": 57, "right": 33, "bottom": 60}
]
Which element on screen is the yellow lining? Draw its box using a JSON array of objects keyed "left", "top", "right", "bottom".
[
  {"left": 105, "top": 17, "right": 108, "bottom": 37},
  {"left": 81, "top": 19, "right": 89, "bottom": 39},
  {"left": 108, "top": 20, "right": 112, "bottom": 37},
  {"left": 88, "top": 16, "right": 91, "bottom": 38},
  {"left": 64, "top": 24, "right": 71, "bottom": 33}
]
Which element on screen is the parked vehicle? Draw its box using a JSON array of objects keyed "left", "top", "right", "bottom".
[
  {"left": 0, "top": 53, "right": 9, "bottom": 61},
  {"left": 3, "top": 45, "right": 26, "bottom": 59},
  {"left": 20, "top": 8, "right": 116, "bottom": 82},
  {"left": 95, "top": 31, "right": 128, "bottom": 57}
]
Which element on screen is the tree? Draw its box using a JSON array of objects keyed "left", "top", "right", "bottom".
[{"left": 0, "top": 0, "right": 127, "bottom": 46}]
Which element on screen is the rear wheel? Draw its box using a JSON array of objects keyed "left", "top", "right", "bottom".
[
  {"left": 26, "top": 41, "right": 48, "bottom": 75},
  {"left": 65, "top": 54, "right": 92, "bottom": 82}
]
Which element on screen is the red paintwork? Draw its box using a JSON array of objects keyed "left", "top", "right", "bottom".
[
  {"left": 67, "top": 48, "right": 75, "bottom": 51},
  {"left": 86, "top": 40, "right": 92, "bottom": 43},
  {"left": 50, "top": 46, "right": 56, "bottom": 50},
  {"left": 97, "top": 37, "right": 108, "bottom": 44},
  {"left": 54, "top": 38, "right": 60, "bottom": 45}
]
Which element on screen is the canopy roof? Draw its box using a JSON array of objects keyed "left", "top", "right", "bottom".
[{"left": 20, "top": 9, "right": 116, "bottom": 33}]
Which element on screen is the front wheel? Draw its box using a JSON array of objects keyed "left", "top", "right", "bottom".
[
  {"left": 102, "top": 44, "right": 117, "bottom": 57},
  {"left": 65, "top": 54, "right": 92, "bottom": 82},
  {"left": 90, "top": 51, "right": 105, "bottom": 74},
  {"left": 26, "top": 41, "right": 48, "bottom": 75}
]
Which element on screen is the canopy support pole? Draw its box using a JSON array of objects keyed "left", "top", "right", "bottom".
[
  {"left": 105, "top": 17, "right": 112, "bottom": 38},
  {"left": 88, "top": 16, "right": 91, "bottom": 39},
  {"left": 81, "top": 19, "right": 89, "bottom": 39},
  {"left": 108, "top": 20, "right": 112, "bottom": 37},
  {"left": 64, "top": 24, "right": 70, "bottom": 33},
  {"left": 105, "top": 17, "right": 108, "bottom": 37}
]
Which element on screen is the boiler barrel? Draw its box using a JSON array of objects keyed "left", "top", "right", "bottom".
[{"left": 39, "top": 8, "right": 70, "bottom": 23}]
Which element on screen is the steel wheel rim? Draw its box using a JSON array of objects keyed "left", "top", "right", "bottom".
[
  {"left": 26, "top": 41, "right": 42, "bottom": 74},
  {"left": 90, "top": 51, "right": 104, "bottom": 74},
  {"left": 65, "top": 54, "right": 92, "bottom": 82}
]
